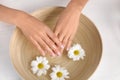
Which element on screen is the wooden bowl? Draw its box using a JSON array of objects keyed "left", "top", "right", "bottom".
[{"left": 10, "top": 7, "right": 102, "bottom": 80}]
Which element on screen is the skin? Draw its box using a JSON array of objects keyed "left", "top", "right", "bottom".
[
  {"left": 54, "top": 0, "right": 88, "bottom": 53},
  {"left": 0, "top": 5, "right": 63, "bottom": 56},
  {"left": 0, "top": 0, "right": 88, "bottom": 56}
]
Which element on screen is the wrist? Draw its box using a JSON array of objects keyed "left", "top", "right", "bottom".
[
  {"left": 67, "top": 0, "right": 88, "bottom": 12},
  {"left": 12, "top": 10, "right": 27, "bottom": 25},
  {"left": 0, "top": 5, "right": 22, "bottom": 25},
  {"left": 13, "top": 10, "right": 32, "bottom": 29},
  {"left": 65, "top": 1, "right": 82, "bottom": 16},
  {"left": 68, "top": 1, "right": 83, "bottom": 10}
]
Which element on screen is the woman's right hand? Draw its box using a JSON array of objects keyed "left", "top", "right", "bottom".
[{"left": 15, "top": 11, "right": 63, "bottom": 56}]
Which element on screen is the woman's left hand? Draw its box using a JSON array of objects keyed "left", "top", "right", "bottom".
[{"left": 54, "top": 7, "right": 81, "bottom": 53}]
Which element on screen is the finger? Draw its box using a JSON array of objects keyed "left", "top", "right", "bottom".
[
  {"left": 29, "top": 37, "right": 45, "bottom": 56},
  {"left": 58, "top": 28, "right": 71, "bottom": 47},
  {"left": 58, "top": 32, "right": 64, "bottom": 42},
  {"left": 54, "top": 24, "right": 61, "bottom": 36},
  {"left": 59, "top": 35, "right": 68, "bottom": 53},
  {"left": 58, "top": 27, "right": 69, "bottom": 44},
  {"left": 66, "top": 27, "right": 77, "bottom": 50},
  {"left": 54, "top": 28, "right": 59, "bottom": 36},
  {"left": 46, "top": 30, "right": 64, "bottom": 49},
  {"left": 59, "top": 47, "right": 64, "bottom": 55},
  {"left": 66, "top": 37, "right": 73, "bottom": 51},
  {"left": 34, "top": 35, "right": 56, "bottom": 57},
  {"left": 41, "top": 33, "right": 61, "bottom": 56},
  {"left": 62, "top": 36, "right": 69, "bottom": 48}
]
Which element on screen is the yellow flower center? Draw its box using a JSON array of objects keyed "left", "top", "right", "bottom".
[
  {"left": 56, "top": 72, "right": 63, "bottom": 78},
  {"left": 38, "top": 63, "right": 44, "bottom": 69},
  {"left": 74, "top": 50, "right": 80, "bottom": 55}
]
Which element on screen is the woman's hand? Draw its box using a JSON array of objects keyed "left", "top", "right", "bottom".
[
  {"left": 0, "top": 5, "right": 63, "bottom": 56},
  {"left": 54, "top": 8, "right": 80, "bottom": 53},
  {"left": 16, "top": 12, "right": 63, "bottom": 56},
  {"left": 54, "top": 0, "right": 88, "bottom": 53}
]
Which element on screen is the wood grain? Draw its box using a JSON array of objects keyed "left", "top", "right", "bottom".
[{"left": 10, "top": 7, "right": 102, "bottom": 80}]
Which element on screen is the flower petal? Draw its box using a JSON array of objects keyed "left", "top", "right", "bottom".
[
  {"left": 36, "top": 56, "right": 42, "bottom": 62},
  {"left": 45, "top": 64, "right": 50, "bottom": 69},
  {"left": 31, "top": 60, "right": 38, "bottom": 67},
  {"left": 67, "top": 44, "right": 86, "bottom": 61},
  {"left": 37, "top": 70, "right": 43, "bottom": 76},
  {"left": 31, "top": 56, "right": 50, "bottom": 76},
  {"left": 31, "top": 67, "right": 38, "bottom": 74},
  {"left": 50, "top": 65, "right": 69, "bottom": 80}
]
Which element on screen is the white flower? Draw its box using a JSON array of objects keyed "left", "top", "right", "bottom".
[
  {"left": 31, "top": 56, "right": 50, "bottom": 76},
  {"left": 68, "top": 44, "right": 85, "bottom": 61},
  {"left": 50, "top": 65, "right": 69, "bottom": 80}
]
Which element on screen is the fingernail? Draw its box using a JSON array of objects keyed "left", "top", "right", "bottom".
[
  {"left": 53, "top": 45, "right": 57, "bottom": 49},
  {"left": 52, "top": 54, "right": 56, "bottom": 57},
  {"left": 67, "top": 48, "right": 69, "bottom": 51},
  {"left": 57, "top": 52, "right": 61, "bottom": 56},
  {"left": 61, "top": 45, "right": 64, "bottom": 49},
  {"left": 42, "top": 54, "right": 45, "bottom": 56}
]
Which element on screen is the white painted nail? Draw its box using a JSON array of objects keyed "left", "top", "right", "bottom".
[
  {"left": 61, "top": 45, "right": 64, "bottom": 49},
  {"left": 57, "top": 52, "right": 61, "bottom": 56},
  {"left": 67, "top": 48, "right": 69, "bottom": 51}
]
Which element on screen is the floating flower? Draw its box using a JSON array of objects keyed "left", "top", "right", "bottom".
[
  {"left": 68, "top": 44, "right": 85, "bottom": 61},
  {"left": 50, "top": 65, "right": 69, "bottom": 80},
  {"left": 31, "top": 56, "right": 50, "bottom": 76}
]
